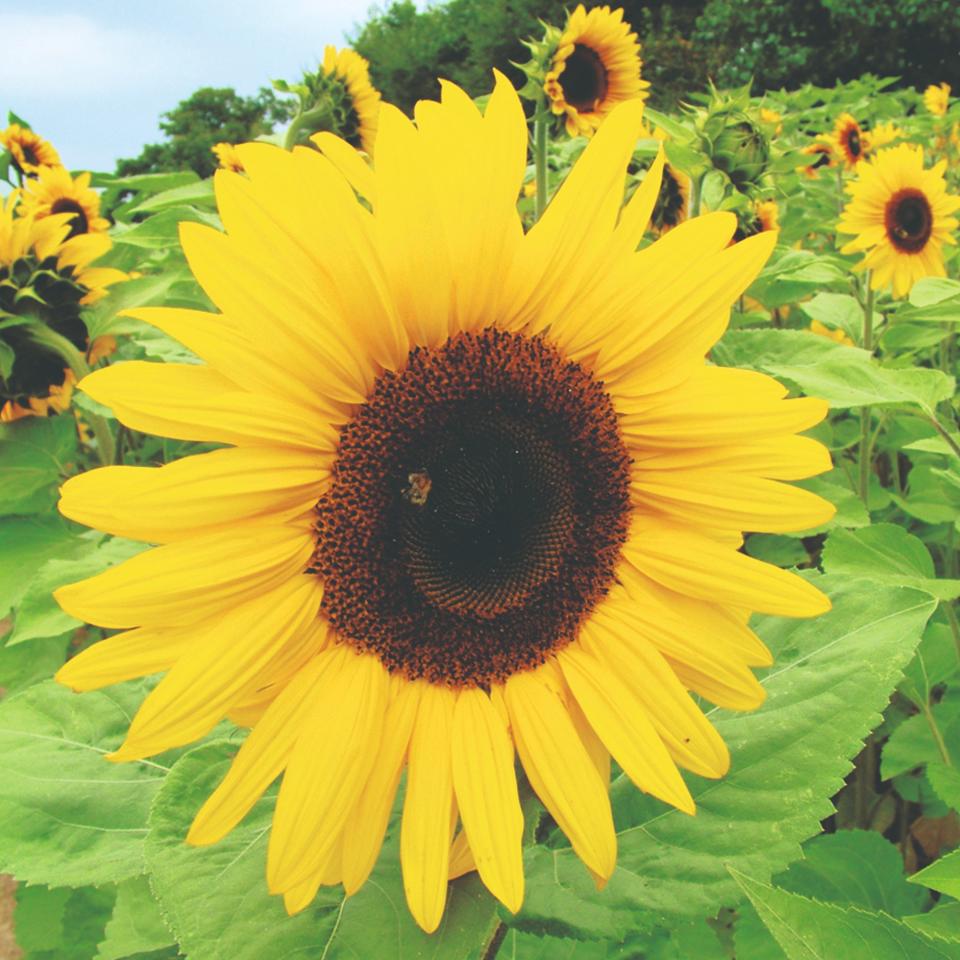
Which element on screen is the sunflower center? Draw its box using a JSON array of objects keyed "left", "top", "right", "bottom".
[
  {"left": 560, "top": 44, "right": 608, "bottom": 113},
  {"left": 886, "top": 189, "right": 933, "bottom": 253},
  {"left": 21, "top": 144, "right": 38, "bottom": 167},
  {"left": 313, "top": 329, "right": 631, "bottom": 687},
  {"left": 50, "top": 199, "right": 89, "bottom": 239}
]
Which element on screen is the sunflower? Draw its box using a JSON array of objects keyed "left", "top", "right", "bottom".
[
  {"left": 18, "top": 166, "right": 109, "bottom": 237},
  {"left": 54, "top": 77, "right": 833, "bottom": 933},
  {"left": 924, "top": 83, "right": 951, "bottom": 117},
  {"left": 869, "top": 121, "right": 903, "bottom": 150},
  {"left": 832, "top": 113, "right": 868, "bottom": 169},
  {"left": 650, "top": 163, "right": 690, "bottom": 232},
  {"left": 809, "top": 319, "right": 854, "bottom": 347},
  {"left": 798, "top": 140, "right": 834, "bottom": 178},
  {"left": 0, "top": 193, "right": 125, "bottom": 408},
  {"left": 212, "top": 142, "right": 245, "bottom": 173},
  {"left": 0, "top": 123, "right": 61, "bottom": 175},
  {"left": 544, "top": 5, "right": 648, "bottom": 137},
  {"left": 838, "top": 143, "right": 960, "bottom": 298},
  {"left": 0, "top": 369, "right": 76, "bottom": 421},
  {"left": 317, "top": 45, "right": 381, "bottom": 155},
  {"left": 732, "top": 199, "right": 779, "bottom": 243}
]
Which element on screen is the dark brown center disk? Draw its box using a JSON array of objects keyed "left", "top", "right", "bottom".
[
  {"left": 846, "top": 127, "right": 862, "bottom": 158},
  {"left": 886, "top": 188, "right": 934, "bottom": 253},
  {"left": 312, "top": 329, "right": 631, "bottom": 687},
  {"left": 50, "top": 198, "right": 89, "bottom": 239},
  {"left": 561, "top": 44, "right": 609, "bottom": 113}
]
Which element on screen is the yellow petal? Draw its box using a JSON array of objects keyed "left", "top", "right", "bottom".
[
  {"left": 504, "top": 664, "right": 616, "bottom": 880},
  {"left": 558, "top": 643, "right": 695, "bottom": 813},
  {"left": 451, "top": 688, "right": 524, "bottom": 913},
  {"left": 401, "top": 682, "right": 456, "bottom": 934},
  {"left": 268, "top": 645, "right": 390, "bottom": 892}
]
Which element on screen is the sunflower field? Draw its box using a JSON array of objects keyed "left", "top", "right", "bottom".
[{"left": 2, "top": 4, "right": 960, "bottom": 958}]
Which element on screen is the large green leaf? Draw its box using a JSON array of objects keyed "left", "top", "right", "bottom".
[
  {"left": 0, "top": 415, "right": 78, "bottom": 516},
  {"left": 715, "top": 329, "right": 955, "bottom": 414},
  {"left": 95, "top": 876, "right": 175, "bottom": 960},
  {"left": 512, "top": 577, "right": 935, "bottom": 939},
  {"left": 0, "top": 680, "right": 172, "bottom": 886},
  {"left": 734, "top": 872, "right": 960, "bottom": 960},
  {"left": 909, "top": 848, "right": 960, "bottom": 900},
  {"left": 145, "top": 741, "right": 501, "bottom": 960},
  {"left": 822, "top": 525, "right": 960, "bottom": 601},
  {"left": 14, "top": 884, "right": 117, "bottom": 960}
]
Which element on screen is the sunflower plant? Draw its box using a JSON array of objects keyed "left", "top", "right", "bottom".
[{"left": 1, "top": 22, "right": 960, "bottom": 960}]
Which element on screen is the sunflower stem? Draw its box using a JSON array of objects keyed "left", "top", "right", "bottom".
[
  {"left": 690, "top": 171, "right": 704, "bottom": 219},
  {"left": 857, "top": 275, "right": 875, "bottom": 505},
  {"left": 534, "top": 114, "right": 549, "bottom": 221},
  {"left": 481, "top": 921, "right": 508, "bottom": 960},
  {"left": 929, "top": 413, "right": 960, "bottom": 460},
  {"left": 923, "top": 701, "right": 953, "bottom": 766},
  {"left": 25, "top": 324, "right": 115, "bottom": 466}
]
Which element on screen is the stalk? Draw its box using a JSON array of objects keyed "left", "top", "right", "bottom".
[
  {"left": 857, "top": 276, "right": 875, "bottom": 504},
  {"left": 534, "top": 113, "right": 548, "bottom": 222}
]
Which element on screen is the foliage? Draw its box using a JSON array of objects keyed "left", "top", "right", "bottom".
[{"left": 115, "top": 87, "right": 294, "bottom": 179}]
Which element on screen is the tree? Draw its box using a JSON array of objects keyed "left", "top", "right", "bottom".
[{"left": 115, "top": 87, "right": 295, "bottom": 178}]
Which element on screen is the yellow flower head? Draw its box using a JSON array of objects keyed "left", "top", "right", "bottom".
[
  {"left": 760, "top": 107, "right": 782, "bottom": 136},
  {"left": 832, "top": 113, "right": 869, "bottom": 169},
  {"left": 18, "top": 166, "right": 109, "bottom": 237},
  {"left": 320, "top": 45, "right": 381, "bottom": 156},
  {"left": 798, "top": 140, "right": 835, "bottom": 178},
  {"left": 0, "top": 123, "right": 61, "bottom": 175},
  {"left": 868, "top": 121, "right": 903, "bottom": 150},
  {"left": 838, "top": 143, "right": 960, "bottom": 298},
  {"left": 733, "top": 198, "right": 779, "bottom": 243},
  {"left": 544, "top": 5, "right": 649, "bottom": 138},
  {"left": 924, "top": 83, "right": 951, "bottom": 117},
  {"left": 809, "top": 319, "right": 854, "bottom": 347},
  {"left": 0, "top": 193, "right": 124, "bottom": 407},
  {"left": 212, "top": 142, "right": 245, "bottom": 173},
  {"left": 53, "top": 78, "right": 833, "bottom": 933}
]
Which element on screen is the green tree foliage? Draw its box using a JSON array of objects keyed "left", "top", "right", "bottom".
[{"left": 115, "top": 87, "right": 294, "bottom": 178}]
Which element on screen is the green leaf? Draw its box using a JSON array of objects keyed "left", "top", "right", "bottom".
[
  {"left": 734, "top": 871, "right": 960, "bottom": 960},
  {"left": 8, "top": 535, "right": 148, "bottom": 645},
  {"left": 126, "top": 179, "right": 216, "bottom": 215},
  {"left": 894, "top": 279, "right": 960, "bottom": 322},
  {"left": 909, "top": 279, "right": 960, "bottom": 308},
  {"left": 772, "top": 830, "right": 926, "bottom": 916},
  {"left": 900, "top": 624, "right": 959, "bottom": 708},
  {"left": 95, "top": 876, "right": 175, "bottom": 960},
  {"left": 880, "top": 693, "right": 960, "bottom": 780},
  {"left": 926, "top": 762, "right": 960, "bottom": 810},
  {"left": 910, "top": 848, "right": 960, "bottom": 899},
  {"left": 744, "top": 534, "right": 808, "bottom": 567},
  {"left": 514, "top": 577, "right": 935, "bottom": 939},
  {"left": 83, "top": 273, "right": 183, "bottom": 339},
  {"left": 0, "top": 632, "right": 70, "bottom": 694},
  {"left": 905, "top": 903, "right": 960, "bottom": 942},
  {"left": 0, "top": 339, "right": 14, "bottom": 380},
  {"left": 799, "top": 292, "right": 863, "bottom": 342},
  {"left": 145, "top": 740, "right": 500, "bottom": 960},
  {"left": 0, "top": 415, "right": 78, "bottom": 517},
  {"left": 892, "top": 465, "right": 960, "bottom": 524},
  {"left": 822, "top": 525, "right": 960, "bottom": 601},
  {"left": 15, "top": 883, "right": 117, "bottom": 960},
  {"left": 114, "top": 206, "right": 220, "bottom": 249},
  {"left": 0, "top": 680, "right": 172, "bottom": 886},
  {"left": 793, "top": 474, "right": 870, "bottom": 533},
  {"left": 0, "top": 515, "right": 87, "bottom": 619},
  {"left": 715, "top": 329, "right": 955, "bottom": 414}
]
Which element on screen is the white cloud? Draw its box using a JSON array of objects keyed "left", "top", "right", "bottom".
[{"left": 0, "top": 13, "right": 201, "bottom": 99}]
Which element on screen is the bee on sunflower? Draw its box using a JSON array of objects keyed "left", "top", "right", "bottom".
[
  {"left": 0, "top": 123, "right": 61, "bottom": 177},
  {"left": 838, "top": 143, "right": 960, "bottom": 298},
  {"left": 0, "top": 193, "right": 125, "bottom": 419},
  {"left": 54, "top": 76, "right": 834, "bottom": 933},
  {"left": 542, "top": 5, "right": 648, "bottom": 138}
]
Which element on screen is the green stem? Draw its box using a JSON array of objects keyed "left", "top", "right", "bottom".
[
  {"left": 25, "top": 325, "right": 115, "bottom": 465},
  {"left": 944, "top": 600, "right": 960, "bottom": 665},
  {"left": 481, "top": 922, "right": 508, "bottom": 960},
  {"left": 690, "top": 171, "right": 704, "bottom": 219},
  {"left": 858, "top": 276, "right": 875, "bottom": 504},
  {"left": 534, "top": 114, "right": 548, "bottom": 222},
  {"left": 922, "top": 702, "right": 953, "bottom": 766},
  {"left": 929, "top": 414, "right": 960, "bottom": 460}
]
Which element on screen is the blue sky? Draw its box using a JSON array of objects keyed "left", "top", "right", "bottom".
[{"left": 0, "top": 1, "right": 385, "bottom": 173}]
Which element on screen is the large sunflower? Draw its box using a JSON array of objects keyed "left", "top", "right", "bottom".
[
  {"left": 838, "top": 143, "right": 960, "bottom": 298},
  {"left": 0, "top": 193, "right": 124, "bottom": 410},
  {"left": 19, "top": 165, "right": 109, "bottom": 237},
  {"left": 544, "top": 5, "right": 648, "bottom": 137},
  {"left": 0, "top": 123, "right": 61, "bottom": 175},
  {"left": 318, "top": 45, "right": 381, "bottom": 155},
  {"left": 54, "top": 77, "right": 833, "bottom": 933},
  {"left": 832, "top": 113, "right": 869, "bottom": 170}
]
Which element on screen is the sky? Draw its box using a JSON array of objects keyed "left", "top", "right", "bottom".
[{"left": 0, "top": 1, "right": 387, "bottom": 173}]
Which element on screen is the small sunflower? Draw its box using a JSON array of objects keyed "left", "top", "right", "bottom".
[
  {"left": 924, "top": 83, "right": 951, "bottom": 117},
  {"left": 0, "top": 123, "right": 61, "bottom": 175},
  {"left": 832, "top": 113, "right": 868, "bottom": 169},
  {"left": 798, "top": 141, "right": 834, "bottom": 178},
  {"left": 544, "top": 5, "right": 648, "bottom": 137},
  {"left": 0, "top": 369, "right": 76, "bottom": 421},
  {"left": 733, "top": 199, "right": 779, "bottom": 243},
  {"left": 18, "top": 166, "right": 109, "bottom": 237},
  {"left": 838, "top": 143, "right": 960, "bottom": 298},
  {"left": 0, "top": 193, "right": 125, "bottom": 408},
  {"left": 212, "top": 142, "right": 245, "bottom": 173},
  {"left": 318, "top": 46, "right": 381, "bottom": 155},
  {"left": 54, "top": 78, "right": 833, "bottom": 933}
]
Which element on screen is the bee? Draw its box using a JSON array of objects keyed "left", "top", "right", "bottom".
[{"left": 402, "top": 469, "right": 432, "bottom": 506}]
